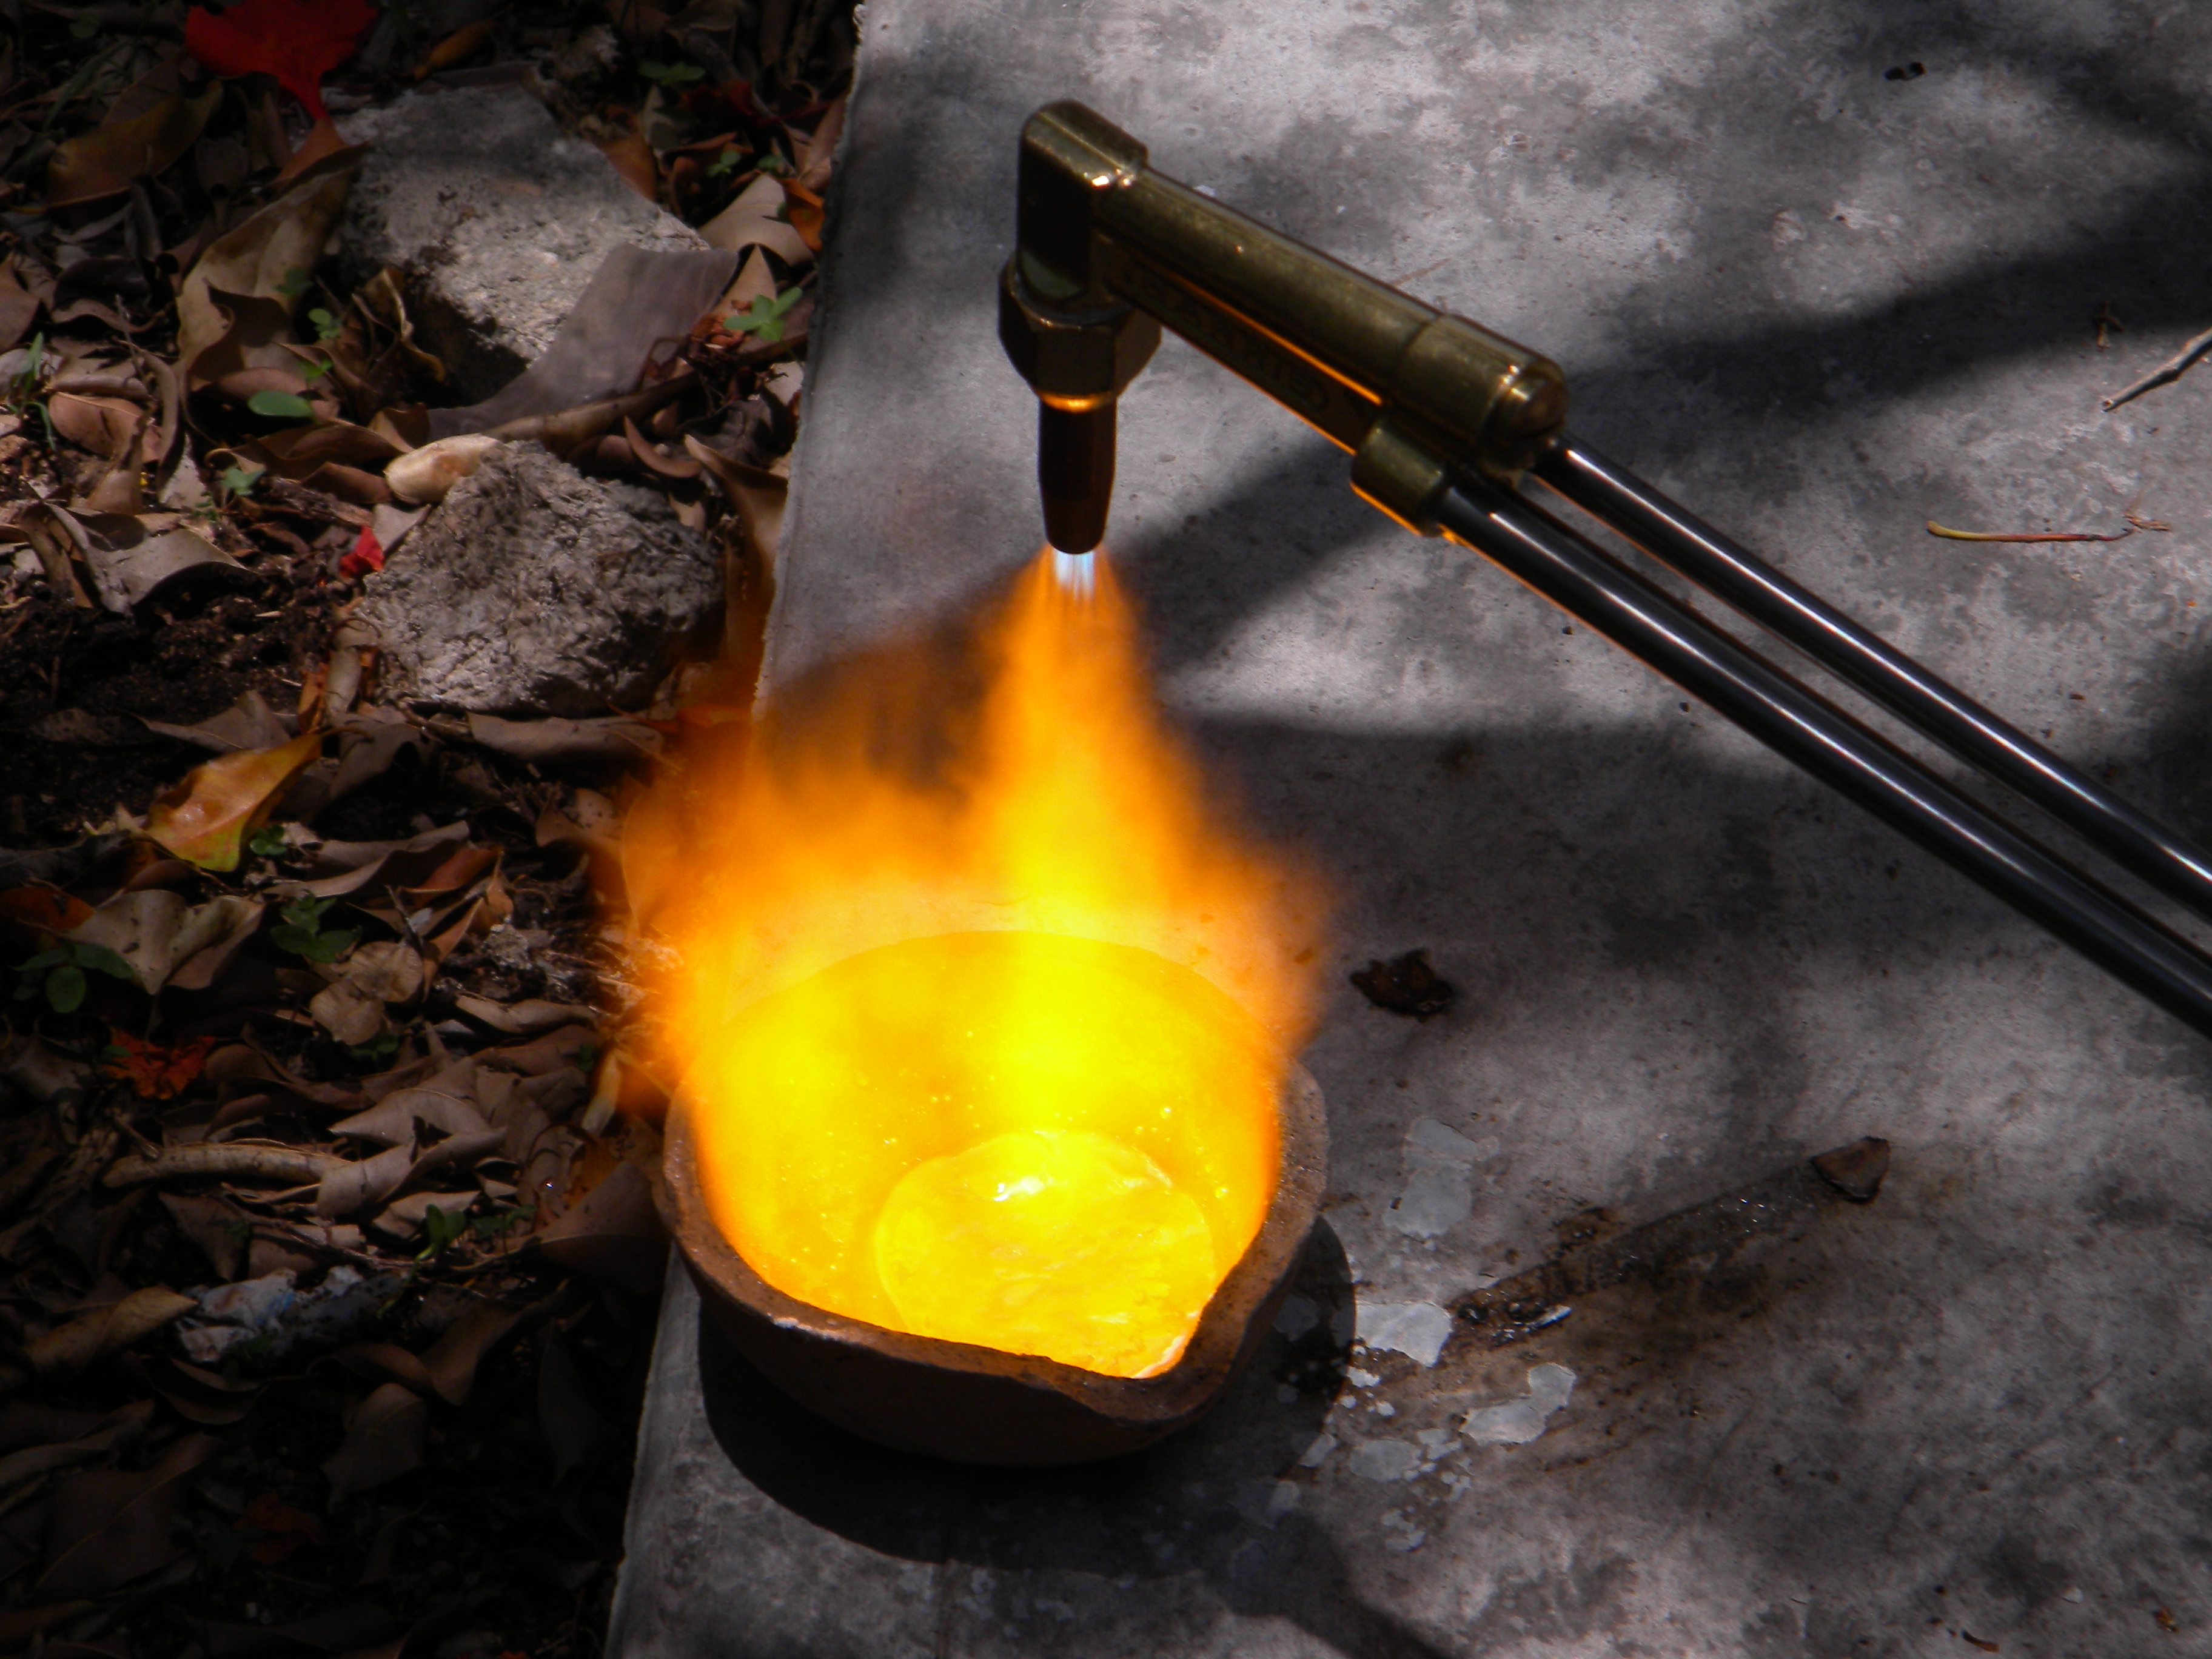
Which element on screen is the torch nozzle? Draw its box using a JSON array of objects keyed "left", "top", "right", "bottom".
[{"left": 1039, "top": 400, "right": 1116, "bottom": 556}]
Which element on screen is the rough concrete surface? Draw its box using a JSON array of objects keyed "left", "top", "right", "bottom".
[
  {"left": 613, "top": 1, "right": 2212, "bottom": 1655},
  {"left": 358, "top": 443, "right": 719, "bottom": 717},
  {"left": 337, "top": 83, "right": 706, "bottom": 400}
]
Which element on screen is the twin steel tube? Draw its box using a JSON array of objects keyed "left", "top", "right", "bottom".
[
  {"left": 1532, "top": 439, "right": 2212, "bottom": 927},
  {"left": 1433, "top": 480, "right": 2212, "bottom": 1039}
]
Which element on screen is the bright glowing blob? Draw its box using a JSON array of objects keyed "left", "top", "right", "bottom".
[{"left": 628, "top": 551, "right": 1324, "bottom": 1379}]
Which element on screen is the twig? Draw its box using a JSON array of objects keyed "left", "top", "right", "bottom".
[
  {"left": 1927, "top": 521, "right": 2133, "bottom": 544},
  {"left": 2102, "top": 323, "right": 2212, "bottom": 411},
  {"left": 102, "top": 1142, "right": 350, "bottom": 1190},
  {"left": 482, "top": 368, "right": 699, "bottom": 451}
]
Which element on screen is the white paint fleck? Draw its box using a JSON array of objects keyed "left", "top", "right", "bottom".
[
  {"left": 1355, "top": 1298, "right": 1454, "bottom": 1367},
  {"left": 1350, "top": 1438, "right": 1419, "bottom": 1481},
  {"left": 1390, "top": 1118, "right": 1492, "bottom": 1238},
  {"left": 1298, "top": 1432, "right": 1338, "bottom": 1468},
  {"left": 1461, "top": 1363, "right": 1577, "bottom": 1446},
  {"left": 1345, "top": 1366, "right": 1381, "bottom": 1389}
]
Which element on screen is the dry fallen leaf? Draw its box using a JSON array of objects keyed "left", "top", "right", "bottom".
[
  {"left": 35, "top": 1433, "right": 215, "bottom": 1600},
  {"left": 700, "top": 172, "right": 814, "bottom": 265},
  {"left": 47, "top": 85, "right": 223, "bottom": 208},
  {"left": 27, "top": 1286, "right": 198, "bottom": 1379},
  {"left": 144, "top": 731, "right": 322, "bottom": 871},
  {"left": 320, "top": 1382, "right": 426, "bottom": 1506},
  {"left": 176, "top": 150, "right": 361, "bottom": 387}
]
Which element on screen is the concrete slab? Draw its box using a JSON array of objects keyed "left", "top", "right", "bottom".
[{"left": 611, "top": 1, "right": 2212, "bottom": 1654}]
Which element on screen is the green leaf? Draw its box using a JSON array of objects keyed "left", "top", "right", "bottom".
[
  {"left": 283, "top": 897, "right": 333, "bottom": 928},
  {"left": 70, "top": 943, "right": 135, "bottom": 980},
  {"left": 247, "top": 389, "right": 317, "bottom": 421},
  {"left": 45, "top": 963, "right": 85, "bottom": 1013},
  {"left": 640, "top": 59, "right": 703, "bottom": 86},
  {"left": 276, "top": 266, "right": 313, "bottom": 299},
  {"left": 247, "top": 825, "right": 290, "bottom": 857},
  {"left": 756, "top": 152, "right": 790, "bottom": 176},
  {"left": 17, "top": 947, "right": 66, "bottom": 973},
  {"left": 301, "top": 358, "right": 332, "bottom": 383},
  {"left": 725, "top": 286, "right": 803, "bottom": 344},
  {"left": 418, "top": 1205, "right": 468, "bottom": 1259},
  {"left": 69, "top": 15, "right": 100, "bottom": 39},
  {"left": 218, "top": 463, "right": 263, "bottom": 497},
  {"left": 308, "top": 307, "right": 342, "bottom": 341},
  {"left": 706, "top": 146, "right": 746, "bottom": 176}
]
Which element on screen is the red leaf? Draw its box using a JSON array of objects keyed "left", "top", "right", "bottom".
[
  {"left": 184, "top": 0, "right": 380, "bottom": 123},
  {"left": 337, "top": 521, "right": 383, "bottom": 579},
  {"left": 105, "top": 1032, "right": 218, "bottom": 1101}
]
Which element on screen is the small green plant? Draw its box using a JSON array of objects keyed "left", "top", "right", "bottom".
[
  {"left": 13, "top": 942, "right": 133, "bottom": 1014},
  {"left": 68, "top": 13, "right": 101, "bottom": 38},
  {"left": 270, "top": 897, "right": 358, "bottom": 964},
  {"left": 471, "top": 1203, "right": 533, "bottom": 1241},
  {"left": 755, "top": 152, "right": 790, "bottom": 176},
  {"left": 307, "top": 306, "right": 343, "bottom": 341},
  {"left": 418, "top": 1204, "right": 469, "bottom": 1258},
  {"left": 3, "top": 332, "right": 43, "bottom": 406},
  {"left": 275, "top": 266, "right": 313, "bottom": 299},
  {"left": 348, "top": 1032, "right": 398, "bottom": 1066},
  {"left": 247, "top": 824, "right": 291, "bottom": 858},
  {"left": 726, "top": 286, "right": 803, "bottom": 344},
  {"left": 639, "top": 59, "right": 703, "bottom": 87},
  {"left": 247, "top": 389, "right": 317, "bottom": 421},
  {"left": 218, "top": 462, "right": 264, "bottom": 498},
  {"left": 706, "top": 146, "right": 746, "bottom": 176}
]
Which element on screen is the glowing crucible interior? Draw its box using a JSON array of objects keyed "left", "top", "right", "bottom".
[{"left": 686, "top": 931, "right": 1281, "bottom": 1378}]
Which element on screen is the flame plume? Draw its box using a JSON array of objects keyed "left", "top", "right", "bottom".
[{"left": 624, "top": 551, "right": 1323, "bottom": 1375}]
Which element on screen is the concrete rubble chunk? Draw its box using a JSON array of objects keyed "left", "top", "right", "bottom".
[
  {"left": 357, "top": 443, "right": 720, "bottom": 719},
  {"left": 335, "top": 84, "right": 708, "bottom": 400}
]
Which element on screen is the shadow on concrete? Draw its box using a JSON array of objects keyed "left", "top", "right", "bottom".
[{"left": 694, "top": 1221, "right": 1470, "bottom": 1655}]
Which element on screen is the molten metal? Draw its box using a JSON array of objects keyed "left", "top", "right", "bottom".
[{"left": 626, "top": 551, "right": 1319, "bottom": 1378}]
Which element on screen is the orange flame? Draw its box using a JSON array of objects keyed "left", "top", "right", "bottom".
[{"left": 624, "top": 551, "right": 1323, "bottom": 1375}]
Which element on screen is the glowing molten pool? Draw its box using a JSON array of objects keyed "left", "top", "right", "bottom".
[{"left": 626, "top": 552, "right": 1321, "bottom": 1378}]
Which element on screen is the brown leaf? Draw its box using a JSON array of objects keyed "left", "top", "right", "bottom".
[
  {"left": 594, "top": 129, "right": 658, "bottom": 201},
  {"left": 309, "top": 979, "right": 386, "bottom": 1047},
  {"left": 139, "top": 688, "right": 295, "bottom": 753},
  {"left": 27, "top": 1287, "right": 198, "bottom": 1378},
  {"left": 320, "top": 1383, "right": 425, "bottom": 1506},
  {"left": 332, "top": 1088, "right": 490, "bottom": 1148},
  {"left": 47, "top": 392, "right": 143, "bottom": 457},
  {"left": 67, "top": 890, "right": 260, "bottom": 994},
  {"left": 47, "top": 85, "right": 222, "bottom": 207},
  {"left": 537, "top": 1328, "right": 611, "bottom": 1486},
  {"left": 419, "top": 1296, "right": 526, "bottom": 1406},
  {"left": 159, "top": 1191, "right": 253, "bottom": 1279},
  {"left": 146, "top": 732, "right": 323, "bottom": 872},
  {"left": 35, "top": 1433, "right": 214, "bottom": 1599},
  {"left": 700, "top": 172, "right": 813, "bottom": 264},
  {"left": 534, "top": 1163, "right": 666, "bottom": 1295},
  {"left": 0, "top": 1402, "right": 150, "bottom": 1493},
  {"left": 177, "top": 150, "right": 362, "bottom": 387},
  {"left": 450, "top": 994, "right": 598, "bottom": 1036},
  {"left": 313, "top": 1143, "right": 417, "bottom": 1219},
  {"left": 0, "top": 259, "right": 41, "bottom": 350},
  {"left": 466, "top": 712, "right": 662, "bottom": 771}
]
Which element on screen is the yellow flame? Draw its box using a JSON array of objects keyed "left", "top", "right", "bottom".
[{"left": 626, "top": 551, "right": 1322, "bottom": 1375}]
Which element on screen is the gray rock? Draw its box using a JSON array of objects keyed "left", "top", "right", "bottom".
[
  {"left": 358, "top": 444, "right": 719, "bottom": 717},
  {"left": 336, "top": 84, "right": 707, "bottom": 400}
]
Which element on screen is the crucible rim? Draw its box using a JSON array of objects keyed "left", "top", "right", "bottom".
[{"left": 657, "top": 1057, "right": 1327, "bottom": 1459}]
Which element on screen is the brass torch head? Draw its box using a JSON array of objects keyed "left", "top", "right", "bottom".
[{"left": 998, "top": 108, "right": 1161, "bottom": 554}]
